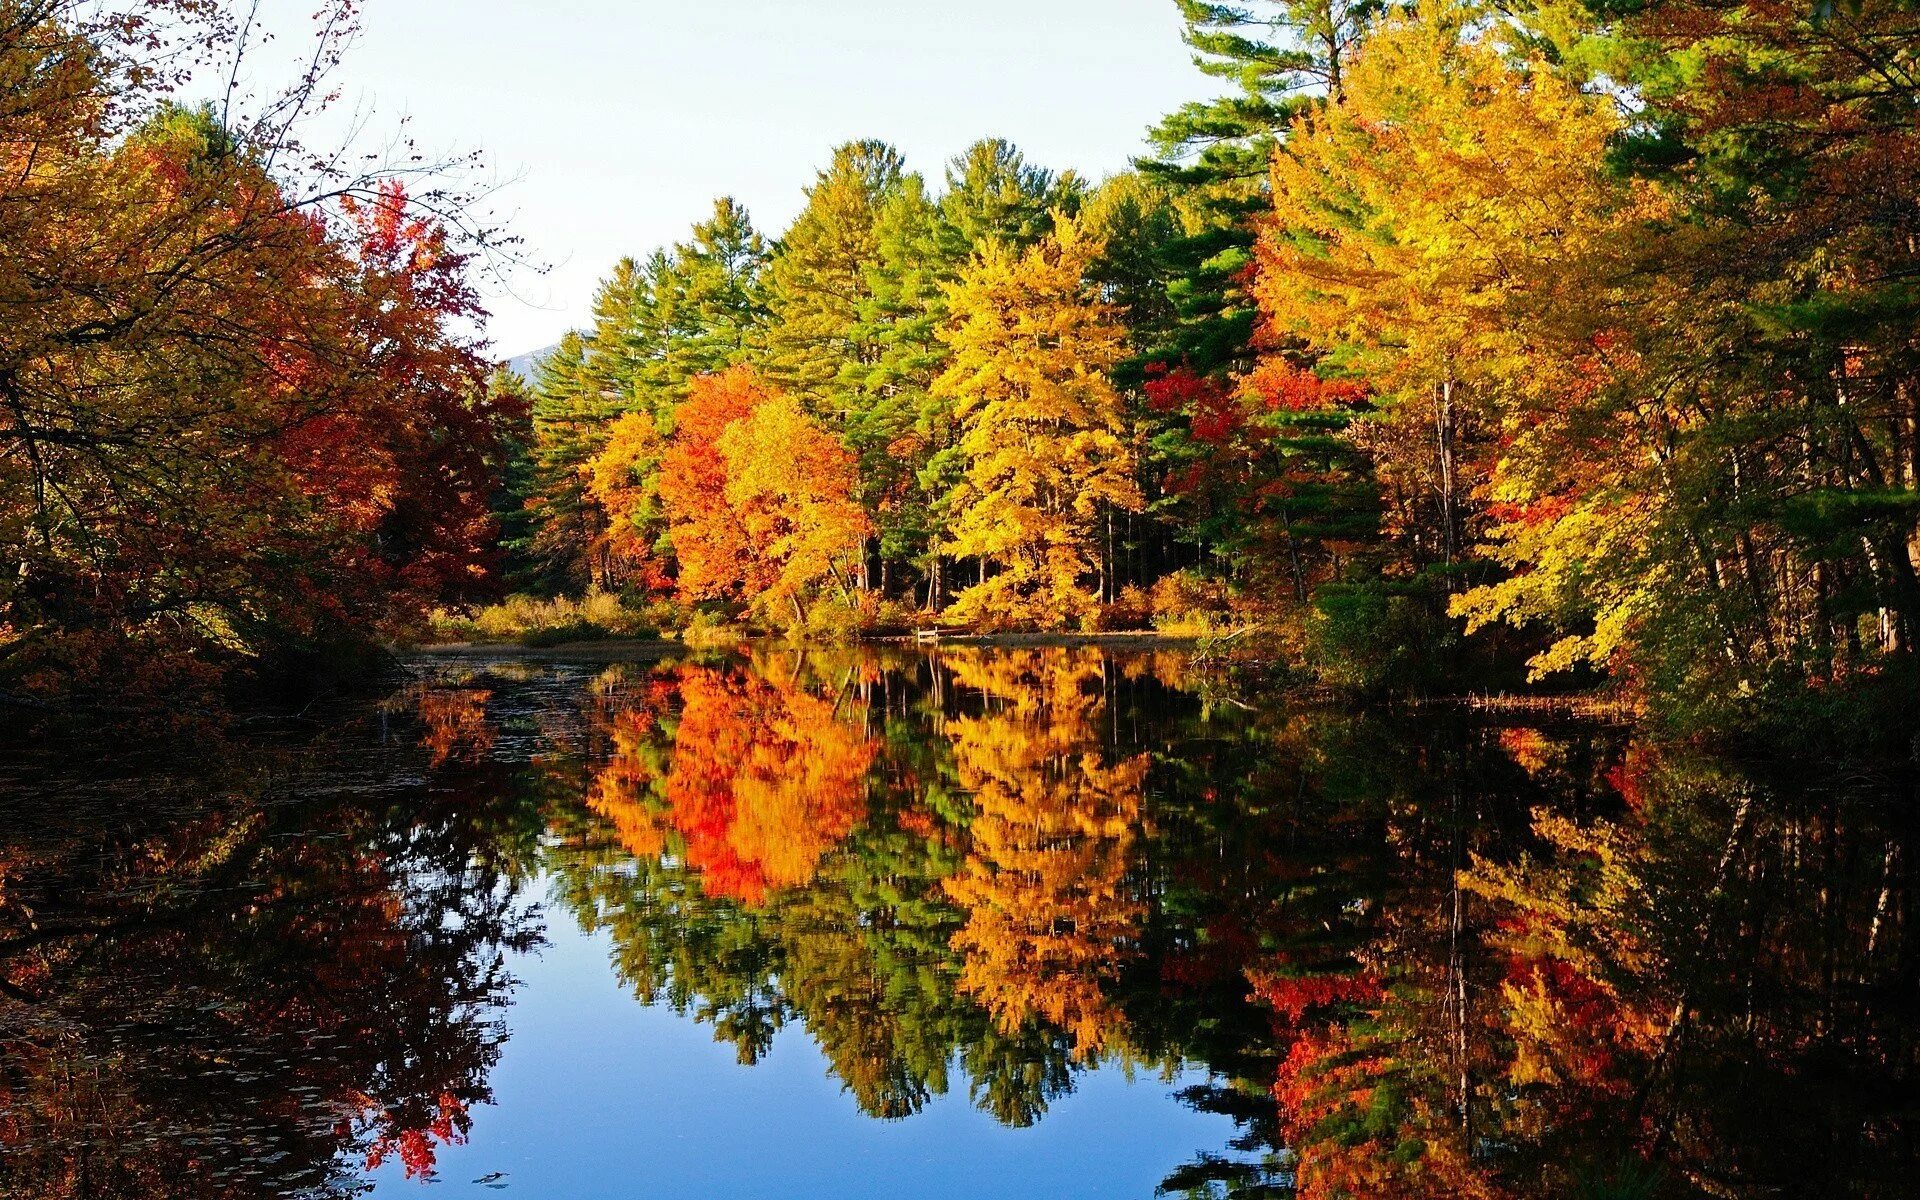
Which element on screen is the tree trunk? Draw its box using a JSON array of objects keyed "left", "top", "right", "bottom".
[{"left": 1436, "top": 376, "right": 1459, "bottom": 577}]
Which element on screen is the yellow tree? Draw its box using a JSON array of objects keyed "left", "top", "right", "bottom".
[
  {"left": 584, "top": 410, "right": 671, "bottom": 592},
  {"left": 933, "top": 218, "right": 1144, "bottom": 630},
  {"left": 1255, "top": 1, "right": 1639, "bottom": 569},
  {"left": 716, "top": 390, "right": 872, "bottom": 627}
]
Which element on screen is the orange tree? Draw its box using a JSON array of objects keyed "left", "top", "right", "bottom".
[{"left": 651, "top": 366, "right": 869, "bottom": 627}]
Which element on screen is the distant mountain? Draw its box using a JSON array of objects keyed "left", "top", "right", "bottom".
[{"left": 502, "top": 341, "right": 563, "bottom": 384}]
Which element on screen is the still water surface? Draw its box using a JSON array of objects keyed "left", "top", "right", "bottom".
[{"left": 0, "top": 646, "right": 1912, "bottom": 1198}]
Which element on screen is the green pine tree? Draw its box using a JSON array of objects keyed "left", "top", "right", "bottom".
[
  {"left": 932, "top": 138, "right": 1082, "bottom": 267},
  {"left": 647, "top": 196, "right": 771, "bottom": 405},
  {"left": 759, "top": 140, "right": 912, "bottom": 404},
  {"left": 1136, "top": 0, "right": 1384, "bottom": 379},
  {"left": 525, "top": 331, "right": 625, "bottom": 588}
]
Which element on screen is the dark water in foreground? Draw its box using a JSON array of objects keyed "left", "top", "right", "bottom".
[{"left": 0, "top": 645, "right": 1914, "bottom": 1199}]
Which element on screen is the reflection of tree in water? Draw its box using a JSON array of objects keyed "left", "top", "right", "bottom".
[
  {"left": 413, "top": 685, "right": 497, "bottom": 767},
  {"left": 76, "top": 648, "right": 1904, "bottom": 1200},
  {"left": 546, "top": 650, "right": 1135, "bottom": 1124},
  {"left": 1454, "top": 742, "right": 1918, "bottom": 1198},
  {"left": 589, "top": 653, "right": 877, "bottom": 905},
  {"left": 541, "top": 650, "right": 1552, "bottom": 1163},
  {"left": 941, "top": 648, "right": 1149, "bottom": 1060},
  {"left": 0, "top": 714, "right": 543, "bottom": 1199},
  {"left": 1228, "top": 723, "right": 1920, "bottom": 1200},
  {"left": 543, "top": 649, "right": 1920, "bottom": 1198}
]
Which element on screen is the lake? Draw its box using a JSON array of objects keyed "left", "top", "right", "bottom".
[{"left": 0, "top": 645, "right": 1912, "bottom": 1198}]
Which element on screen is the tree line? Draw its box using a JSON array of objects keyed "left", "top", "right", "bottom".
[
  {"left": 5, "top": 0, "right": 1918, "bottom": 716},
  {"left": 506, "top": 0, "right": 1920, "bottom": 713}
]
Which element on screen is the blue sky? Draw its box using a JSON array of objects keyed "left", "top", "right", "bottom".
[{"left": 235, "top": 0, "right": 1220, "bottom": 356}]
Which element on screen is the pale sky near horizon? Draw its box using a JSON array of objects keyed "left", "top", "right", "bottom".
[{"left": 226, "top": 1, "right": 1220, "bottom": 358}]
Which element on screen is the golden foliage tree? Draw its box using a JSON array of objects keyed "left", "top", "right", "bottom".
[
  {"left": 717, "top": 391, "right": 872, "bottom": 627},
  {"left": 1254, "top": 2, "right": 1640, "bottom": 574},
  {"left": 584, "top": 410, "right": 671, "bottom": 592},
  {"left": 933, "top": 219, "right": 1144, "bottom": 630}
]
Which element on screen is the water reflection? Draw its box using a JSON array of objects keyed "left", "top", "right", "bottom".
[
  {"left": 0, "top": 740, "right": 544, "bottom": 1197},
  {"left": 1, "top": 645, "right": 1914, "bottom": 1197}
]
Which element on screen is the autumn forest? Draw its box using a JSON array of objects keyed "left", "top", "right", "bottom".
[
  {"left": 3, "top": 1, "right": 1920, "bottom": 1198},
  {"left": 5, "top": 0, "right": 1919, "bottom": 729}
]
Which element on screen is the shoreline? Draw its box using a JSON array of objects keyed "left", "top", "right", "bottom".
[
  {"left": 866, "top": 629, "right": 1222, "bottom": 649},
  {"left": 408, "top": 638, "right": 686, "bottom": 661},
  {"left": 410, "top": 629, "right": 1237, "bottom": 658},
  {"left": 405, "top": 637, "right": 1644, "bottom": 722}
]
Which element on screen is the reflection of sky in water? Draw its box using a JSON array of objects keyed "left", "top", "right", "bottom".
[{"left": 370, "top": 878, "right": 1234, "bottom": 1199}]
